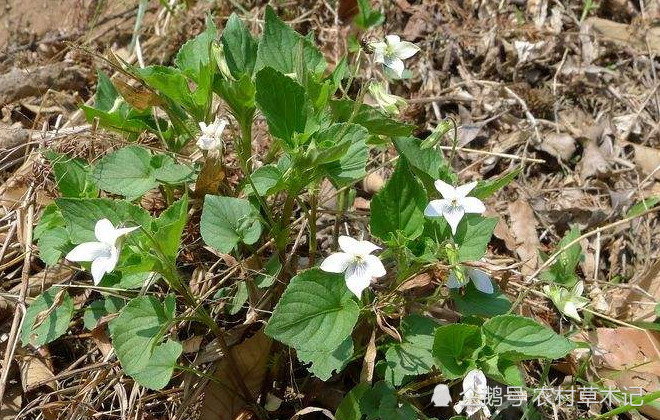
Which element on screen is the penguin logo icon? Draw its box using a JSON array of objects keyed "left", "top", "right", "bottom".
[{"left": 432, "top": 384, "right": 452, "bottom": 407}]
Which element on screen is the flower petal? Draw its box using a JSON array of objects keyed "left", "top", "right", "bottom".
[
  {"left": 113, "top": 225, "right": 140, "bottom": 239},
  {"left": 345, "top": 263, "right": 371, "bottom": 298},
  {"left": 356, "top": 240, "right": 381, "bottom": 255},
  {"left": 197, "top": 135, "right": 220, "bottom": 151},
  {"left": 424, "top": 199, "right": 448, "bottom": 217},
  {"left": 434, "top": 179, "right": 456, "bottom": 199},
  {"left": 94, "top": 218, "right": 117, "bottom": 244},
  {"left": 443, "top": 205, "right": 465, "bottom": 235},
  {"left": 460, "top": 196, "right": 486, "bottom": 214},
  {"left": 372, "top": 42, "right": 386, "bottom": 63},
  {"left": 213, "top": 118, "right": 228, "bottom": 136},
  {"left": 562, "top": 301, "right": 581, "bottom": 321},
  {"left": 385, "top": 34, "right": 401, "bottom": 46},
  {"left": 394, "top": 41, "right": 420, "bottom": 59},
  {"left": 384, "top": 56, "right": 405, "bottom": 78},
  {"left": 338, "top": 235, "right": 361, "bottom": 255},
  {"left": 468, "top": 268, "right": 494, "bottom": 294},
  {"left": 65, "top": 242, "right": 110, "bottom": 262},
  {"left": 364, "top": 254, "right": 386, "bottom": 278},
  {"left": 198, "top": 122, "right": 207, "bottom": 131},
  {"left": 454, "top": 400, "right": 466, "bottom": 414},
  {"left": 320, "top": 252, "right": 353, "bottom": 273},
  {"left": 463, "top": 369, "right": 488, "bottom": 394},
  {"left": 455, "top": 181, "right": 477, "bottom": 197},
  {"left": 572, "top": 281, "right": 584, "bottom": 296},
  {"left": 447, "top": 271, "right": 463, "bottom": 289},
  {"left": 90, "top": 247, "right": 118, "bottom": 285}
]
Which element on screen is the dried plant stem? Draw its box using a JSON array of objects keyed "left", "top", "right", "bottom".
[{"left": 0, "top": 185, "right": 34, "bottom": 409}]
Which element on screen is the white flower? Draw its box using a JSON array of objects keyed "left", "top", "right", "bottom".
[
  {"left": 371, "top": 35, "right": 420, "bottom": 78},
  {"left": 65, "top": 219, "right": 139, "bottom": 285},
  {"left": 197, "top": 117, "right": 228, "bottom": 151},
  {"left": 424, "top": 180, "right": 486, "bottom": 235},
  {"left": 368, "top": 82, "right": 407, "bottom": 115},
  {"left": 448, "top": 267, "right": 494, "bottom": 294},
  {"left": 319, "top": 235, "right": 386, "bottom": 298},
  {"left": 543, "top": 281, "right": 589, "bottom": 321},
  {"left": 454, "top": 369, "right": 491, "bottom": 418}
]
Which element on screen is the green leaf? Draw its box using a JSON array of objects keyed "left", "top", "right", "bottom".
[
  {"left": 34, "top": 204, "right": 65, "bottom": 240},
  {"left": 244, "top": 164, "right": 284, "bottom": 196},
  {"left": 37, "top": 227, "right": 70, "bottom": 265},
  {"left": 221, "top": 13, "right": 258, "bottom": 78},
  {"left": 452, "top": 282, "right": 511, "bottom": 317},
  {"left": 325, "top": 137, "right": 368, "bottom": 186},
  {"left": 153, "top": 196, "right": 188, "bottom": 259},
  {"left": 394, "top": 137, "right": 452, "bottom": 192},
  {"left": 432, "top": 324, "right": 482, "bottom": 379},
  {"left": 255, "top": 67, "right": 308, "bottom": 148},
  {"left": 46, "top": 151, "right": 98, "bottom": 198},
  {"left": 227, "top": 282, "right": 249, "bottom": 315},
  {"left": 481, "top": 315, "right": 576, "bottom": 361},
  {"left": 329, "top": 99, "right": 414, "bottom": 137},
  {"left": 298, "top": 336, "right": 354, "bottom": 380},
  {"left": 175, "top": 16, "right": 217, "bottom": 83},
  {"left": 335, "top": 383, "right": 370, "bottom": 420},
  {"left": 116, "top": 271, "right": 153, "bottom": 289},
  {"left": 109, "top": 295, "right": 181, "bottom": 390},
  {"left": 93, "top": 146, "right": 157, "bottom": 200},
  {"left": 83, "top": 296, "right": 125, "bottom": 330},
  {"left": 385, "top": 314, "right": 438, "bottom": 385},
  {"left": 559, "top": 225, "right": 582, "bottom": 271},
  {"left": 200, "top": 195, "right": 262, "bottom": 253},
  {"left": 265, "top": 268, "right": 360, "bottom": 352},
  {"left": 627, "top": 195, "right": 660, "bottom": 218},
  {"left": 213, "top": 74, "right": 256, "bottom": 126},
  {"left": 479, "top": 354, "right": 524, "bottom": 386},
  {"left": 151, "top": 154, "right": 195, "bottom": 184},
  {"left": 95, "top": 70, "right": 120, "bottom": 111},
  {"left": 370, "top": 159, "right": 427, "bottom": 241},
  {"left": 257, "top": 6, "right": 326, "bottom": 76},
  {"left": 21, "top": 287, "right": 74, "bottom": 347},
  {"left": 354, "top": 0, "right": 385, "bottom": 29},
  {"left": 136, "top": 66, "right": 200, "bottom": 118},
  {"left": 56, "top": 198, "right": 151, "bottom": 244},
  {"left": 307, "top": 123, "right": 366, "bottom": 166},
  {"left": 320, "top": 124, "right": 370, "bottom": 186},
  {"left": 360, "top": 382, "right": 416, "bottom": 420},
  {"left": 454, "top": 215, "right": 498, "bottom": 262},
  {"left": 130, "top": 340, "right": 183, "bottom": 390},
  {"left": 472, "top": 169, "right": 520, "bottom": 200}
]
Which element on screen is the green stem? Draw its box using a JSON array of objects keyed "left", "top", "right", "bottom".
[
  {"left": 308, "top": 186, "right": 318, "bottom": 267},
  {"left": 140, "top": 230, "right": 255, "bottom": 406},
  {"left": 238, "top": 119, "right": 253, "bottom": 174}
]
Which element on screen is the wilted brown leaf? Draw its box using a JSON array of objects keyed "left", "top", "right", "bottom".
[
  {"left": 113, "top": 79, "right": 161, "bottom": 110},
  {"left": 538, "top": 132, "right": 576, "bottom": 161},
  {"left": 360, "top": 329, "right": 377, "bottom": 384},
  {"left": 586, "top": 17, "right": 660, "bottom": 54},
  {"left": 508, "top": 199, "right": 540, "bottom": 275},
  {"left": 611, "top": 259, "right": 660, "bottom": 321},
  {"left": 16, "top": 348, "right": 56, "bottom": 392},
  {"left": 579, "top": 140, "right": 610, "bottom": 179},
  {"left": 574, "top": 328, "right": 660, "bottom": 417},
  {"left": 631, "top": 143, "right": 660, "bottom": 181},
  {"left": 200, "top": 330, "right": 272, "bottom": 420},
  {"left": 193, "top": 156, "right": 225, "bottom": 198}
]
